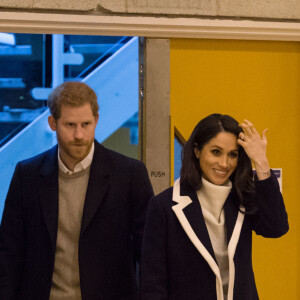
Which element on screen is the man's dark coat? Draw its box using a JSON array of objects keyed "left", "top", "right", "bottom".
[{"left": 0, "top": 141, "right": 154, "bottom": 300}]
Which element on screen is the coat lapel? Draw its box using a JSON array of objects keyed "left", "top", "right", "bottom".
[
  {"left": 224, "top": 192, "right": 245, "bottom": 300},
  {"left": 172, "top": 179, "right": 223, "bottom": 299},
  {"left": 224, "top": 192, "right": 245, "bottom": 257},
  {"left": 80, "top": 142, "right": 110, "bottom": 234},
  {"left": 39, "top": 146, "right": 59, "bottom": 253},
  {"left": 181, "top": 185, "right": 216, "bottom": 262},
  {"left": 224, "top": 192, "right": 239, "bottom": 245}
]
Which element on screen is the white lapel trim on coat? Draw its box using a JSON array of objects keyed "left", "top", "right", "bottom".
[
  {"left": 172, "top": 179, "right": 224, "bottom": 300},
  {"left": 227, "top": 207, "right": 245, "bottom": 300},
  {"left": 172, "top": 179, "right": 245, "bottom": 300}
]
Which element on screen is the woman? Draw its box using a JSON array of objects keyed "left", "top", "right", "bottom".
[{"left": 141, "top": 114, "right": 288, "bottom": 300}]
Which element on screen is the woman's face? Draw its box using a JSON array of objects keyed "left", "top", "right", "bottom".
[{"left": 194, "top": 131, "right": 239, "bottom": 185}]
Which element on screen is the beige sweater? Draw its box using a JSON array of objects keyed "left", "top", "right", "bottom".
[{"left": 49, "top": 167, "right": 90, "bottom": 300}]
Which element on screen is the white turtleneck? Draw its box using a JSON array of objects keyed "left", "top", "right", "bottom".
[{"left": 196, "top": 177, "right": 232, "bottom": 300}]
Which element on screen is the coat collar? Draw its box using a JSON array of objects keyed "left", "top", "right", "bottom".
[
  {"left": 172, "top": 179, "right": 223, "bottom": 299},
  {"left": 178, "top": 179, "right": 217, "bottom": 262},
  {"left": 172, "top": 178, "right": 245, "bottom": 300}
]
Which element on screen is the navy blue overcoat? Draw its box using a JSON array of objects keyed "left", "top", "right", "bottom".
[
  {"left": 141, "top": 171, "right": 288, "bottom": 300},
  {"left": 0, "top": 141, "right": 154, "bottom": 300}
]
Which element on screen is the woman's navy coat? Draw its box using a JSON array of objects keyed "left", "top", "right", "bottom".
[{"left": 141, "top": 171, "right": 288, "bottom": 300}]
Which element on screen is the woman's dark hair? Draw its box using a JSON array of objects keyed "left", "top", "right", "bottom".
[{"left": 180, "top": 113, "right": 256, "bottom": 214}]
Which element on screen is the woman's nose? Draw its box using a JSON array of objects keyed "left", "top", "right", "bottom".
[{"left": 218, "top": 156, "right": 229, "bottom": 168}]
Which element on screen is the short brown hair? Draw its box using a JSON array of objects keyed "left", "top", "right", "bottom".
[{"left": 47, "top": 81, "right": 99, "bottom": 119}]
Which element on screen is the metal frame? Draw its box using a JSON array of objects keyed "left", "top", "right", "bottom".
[{"left": 143, "top": 38, "right": 170, "bottom": 195}]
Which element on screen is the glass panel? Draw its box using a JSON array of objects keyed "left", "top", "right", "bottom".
[{"left": 0, "top": 33, "right": 139, "bottom": 220}]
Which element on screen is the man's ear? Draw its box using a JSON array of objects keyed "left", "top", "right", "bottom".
[
  {"left": 95, "top": 112, "right": 99, "bottom": 125},
  {"left": 48, "top": 115, "right": 57, "bottom": 131}
]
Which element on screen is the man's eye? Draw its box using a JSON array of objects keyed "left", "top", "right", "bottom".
[{"left": 82, "top": 122, "right": 90, "bottom": 127}]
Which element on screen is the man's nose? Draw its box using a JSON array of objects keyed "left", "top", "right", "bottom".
[{"left": 74, "top": 126, "right": 84, "bottom": 139}]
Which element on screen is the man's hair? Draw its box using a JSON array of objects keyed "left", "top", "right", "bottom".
[
  {"left": 47, "top": 81, "right": 99, "bottom": 119},
  {"left": 180, "top": 113, "right": 256, "bottom": 214}
]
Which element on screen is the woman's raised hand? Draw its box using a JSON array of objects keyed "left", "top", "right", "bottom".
[{"left": 237, "top": 119, "right": 271, "bottom": 180}]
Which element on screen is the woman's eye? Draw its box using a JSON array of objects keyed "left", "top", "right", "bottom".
[
  {"left": 229, "top": 152, "right": 238, "bottom": 158},
  {"left": 211, "top": 149, "right": 221, "bottom": 156}
]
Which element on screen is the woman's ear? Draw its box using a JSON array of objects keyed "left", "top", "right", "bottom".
[{"left": 194, "top": 147, "right": 200, "bottom": 159}]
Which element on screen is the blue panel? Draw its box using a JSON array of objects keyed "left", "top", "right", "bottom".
[
  {"left": 174, "top": 136, "right": 183, "bottom": 181},
  {"left": 0, "top": 109, "right": 56, "bottom": 219},
  {"left": 84, "top": 37, "right": 139, "bottom": 143}
]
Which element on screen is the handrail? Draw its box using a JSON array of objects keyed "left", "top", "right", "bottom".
[{"left": 76, "top": 36, "right": 131, "bottom": 79}]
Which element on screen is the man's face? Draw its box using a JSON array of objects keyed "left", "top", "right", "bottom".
[{"left": 48, "top": 103, "right": 99, "bottom": 171}]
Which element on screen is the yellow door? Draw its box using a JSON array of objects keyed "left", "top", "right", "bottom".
[{"left": 170, "top": 38, "right": 299, "bottom": 299}]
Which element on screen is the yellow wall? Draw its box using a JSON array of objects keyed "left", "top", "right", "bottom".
[{"left": 170, "top": 38, "right": 300, "bottom": 299}]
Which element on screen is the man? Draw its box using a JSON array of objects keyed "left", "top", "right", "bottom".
[{"left": 0, "top": 81, "right": 154, "bottom": 299}]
